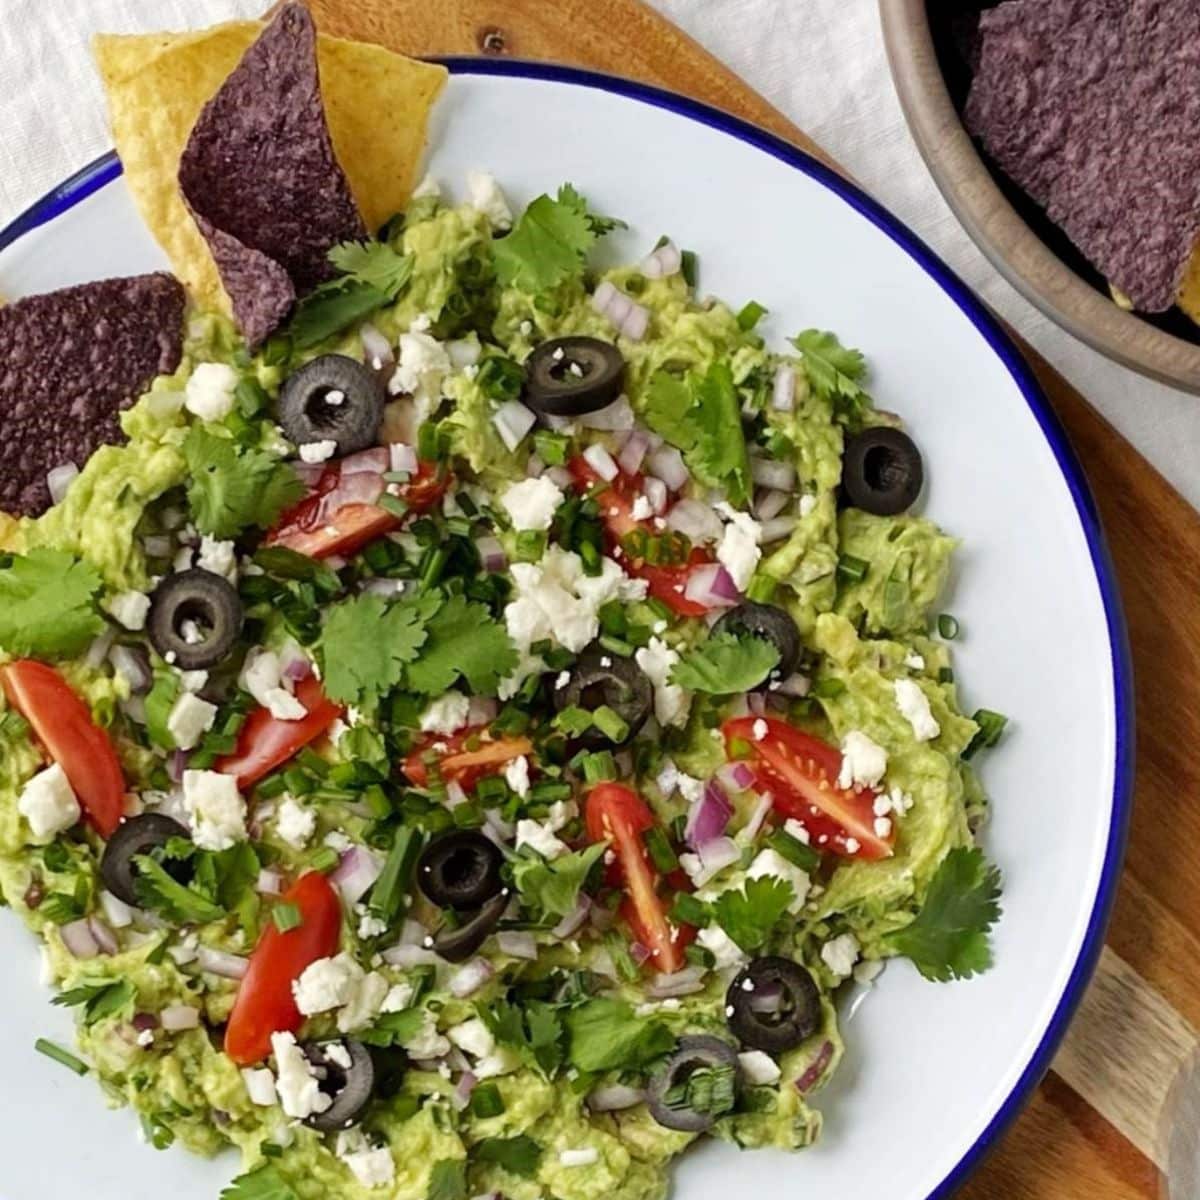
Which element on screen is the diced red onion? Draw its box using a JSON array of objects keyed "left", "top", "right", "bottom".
[
  {"left": 683, "top": 563, "right": 741, "bottom": 608},
  {"left": 167, "top": 748, "right": 189, "bottom": 785},
  {"left": 484, "top": 808, "right": 515, "bottom": 842},
  {"left": 772, "top": 365, "right": 796, "bottom": 412},
  {"left": 582, "top": 395, "right": 635, "bottom": 431},
  {"left": 642, "top": 476, "right": 668, "bottom": 515},
  {"left": 747, "top": 981, "right": 784, "bottom": 1013},
  {"left": 694, "top": 836, "right": 741, "bottom": 882},
  {"left": 399, "top": 918, "right": 429, "bottom": 947},
  {"left": 389, "top": 443, "right": 418, "bottom": 474},
  {"left": 747, "top": 691, "right": 768, "bottom": 717},
  {"left": 142, "top": 534, "right": 172, "bottom": 558},
  {"left": 281, "top": 653, "right": 312, "bottom": 684},
  {"left": 685, "top": 779, "right": 732, "bottom": 848},
  {"left": 46, "top": 462, "right": 79, "bottom": 505},
  {"left": 447, "top": 339, "right": 481, "bottom": 369},
  {"left": 646, "top": 445, "right": 688, "bottom": 491},
  {"left": 160, "top": 1004, "right": 201, "bottom": 1032},
  {"left": 361, "top": 323, "right": 396, "bottom": 376},
  {"left": 641, "top": 240, "right": 682, "bottom": 279},
  {"left": 256, "top": 869, "right": 283, "bottom": 896},
  {"left": 751, "top": 457, "right": 796, "bottom": 491},
  {"left": 87, "top": 916, "right": 119, "bottom": 956},
  {"left": 109, "top": 644, "right": 152, "bottom": 694},
  {"left": 551, "top": 896, "right": 592, "bottom": 940},
  {"left": 796, "top": 1041, "right": 835, "bottom": 1093},
  {"left": 332, "top": 846, "right": 383, "bottom": 908},
  {"left": 647, "top": 965, "right": 708, "bottom": 998},
  {"left": 293, "top": 462, "right": 327, "bottom": 489},
  {"left": 496, "top": 930, "right": 538, "bottom": 960},
  {"left": 196, "top": 947, "right": 249, "bottom": 980},
  {"left": 132, "top": 1011, "right": 159, "bottom": 1033},
  {"left": 744, "top": 792, "right": 774, "bottom": 841},
  {"left": 383, "top": 943, "right": 440, "bottom": 968},
  {"left": 85, "top": 628, "right": 117, "bottom": 669},
  {"left": 492, "top": 400, "right": 537, "bottom": 451},
  {"left": 629, "top": 941, "right": 652, "bottom": 966},
  {"left": 467, "top": 697, "right": 499, "bottom": 726},
  {"left": 449, "top": 958, "right": 495, "bottom": 998},
  {"left": 316, "top": 469, "right": 385, "bottom": 519},
  {"left": 665, "top": 498, "right": 723, "bottom": 544},
  {"left": 545, "top": 466, "right": 572, "bottom": 490},
  {"left": 718, "top": 761, "right": 757, "bottom": 792},
  {"left": 61, "top": 918, "right": 100, "bottom": 959},
  {"left": 341, "top": 447, "right": 390, "bottom": 476},
  {"left": 582, "top": 443, "right": 619, "bottom": 481},
  {"left": 759, "top": 516, "right": 797, "bottom": 545},
  {"left": 777, "top": 673, "right": 811, "bottom": 698},
  {"left": 589, "top": 1083, "right": 646, "bottom": 1112},
  {"left": 592, "top": 279, "right": 618, "bottom": 315},
  {"left": 620, "top": 303, "right": 650, "bottom": 342},
  {"left": 606, "top": 290, "right": 633, "bottom": 326},
  {"left": 754, "top": 489, "right": 790, "bottom": 521},
  {"left": 477, "top": 536, "right": 507, "bottom": 573},
  {"left": 451, "top": 1070, "right": 479, "bottom": 1111}
]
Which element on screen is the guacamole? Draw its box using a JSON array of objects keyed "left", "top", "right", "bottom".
[{"left": 0, "top": 174, "right": 1005, "bottom": 1200}]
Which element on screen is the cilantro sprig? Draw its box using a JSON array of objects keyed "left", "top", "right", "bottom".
[
  {"left": 790, "top": 329, "right": 871, "bottom": 425},
  {"left": 220, "top": 1165, "right": 298, "bottom": 1200},
  {"left": 564, "top": 997, "right": 674, "bottom": 1072},
  {"left": 51, "top": 979, "right": 135, "bottom": 1027},
  {"left": 670, "top": 632, "right": 780, "bottom": 694},
  {"left": 713, "top": 876, "right": 794, "bottom": 953},
  {"left": 0, "top": 549, "right": 104, "bottom": 657},
  {"left": 509, "top": 842, "right": 607, "bottom": 922}
]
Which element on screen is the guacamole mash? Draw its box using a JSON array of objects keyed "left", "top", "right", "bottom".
[{"left": 0, "top": 174, "right": 1006, "bottom": 1200}]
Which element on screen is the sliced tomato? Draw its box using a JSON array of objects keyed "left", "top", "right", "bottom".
[
  {"left": 268, "top": 460, "right": 449, "bottom": 560},
  {"left": 224, "top": 871, "right": 342, "bottom": 1066},
  {"left": 403, "top": 728, "right": 533, "bottom": 792},
  {"left": 723, "top": 716, "right": 893, "bottom": 860},
  {"left": 1, "top": 660, "right": 125, "bottom": 838},
  {"left": 585, "top": 782, "right": 689, "bottom": 974},
  {"left": 568, "top": 456, "right": 713, "bottom": 617},
  {"left": 216, "top": 675, "right": 343, "bottom": 791}
]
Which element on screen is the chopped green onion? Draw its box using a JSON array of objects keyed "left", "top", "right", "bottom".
[
  {"left": 937, "top": 613, "right": 960, "bottom": 640},
  {"left": 963, "top": 708, "right": 1008, "bottom": 761},
  {"left": 938, "top": 667, "right": 955, "bottom": 685},
  {"left": 737, "top": 300, "right": 768, "bottom": 331},
  {"left": 643, "top": 826, "right": 678, "bottom": 873},
  {"left": 369, "top": 827, "right": 424, "bottom": 922},
  {"left": 746, "top": 574, "right": 778, "bottom": 604},
  {"left": 530, "top": 780, "right": 572, "bottom": 804},
  {"left": 475, "top": 775, "right": 509, "bottom": 803},
  {"left": 837, "top": 554, "right": 870, "bottom": 583},
  {"left": 580, "top": 751, "right": 618, "bottom": 784},
  {"left": 553, "top": 706, "right": 594, "bottom": 737},
  {"left": 680, "top": 249, "right": 698, "bottom": 289},
  {"left": 670, "top": 893, "right": 710, "bottom": 926},
  {"left": 491, "top": 705, "right": 531, "bottom": 736},
  {"left": 533, "top": 429, "right": 569, "bottom": 466},
  {"left": 272, "top": 903, "right": 302, "bottom": 933},
  {"left": 598, "top": 634, "right": 634, "bottom": 658},
  {"left": 514, "top": 530, "right": 547, "bottom": 562},
  {"left": 417, "top": 422, "right": 441, "bottom": 462},
  {"left": 685, "top": 943, "right": 715, "bottom": 969},
  {"left": 35, "top": 1038, "right": 88, "bottom": 1076},
  {"left": 306, "top": 846, "right": 339, "bottom": 874},
  {"left": 767, "top": 828, "right": 820, "bottom": 872},
  {"left": 592, "top": 706, "right": 630, "bottom": 743}
]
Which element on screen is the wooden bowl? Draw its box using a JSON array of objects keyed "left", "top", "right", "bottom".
[{"left": 880, "top": 0, "right": 1200, "bottom": 393}]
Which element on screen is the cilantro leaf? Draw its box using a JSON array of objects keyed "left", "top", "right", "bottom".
[
  {"left": 406, "top": 594, "right": 518, "bottom": 697},
  {"left": 670, "top": 632, "right": 780, "bottom": 694},
  {"left": 327, "top": 240, "right": 415, "bottom": 299},
  {"left": 320, "top": 592, "right": 439, "bottom": 708},
  {"left": 290, "top": 281, "right": 389, "bottom": 351},
  {"left": 509, "top": 841, "right": 607, "bottom": 922},
  {"left": 494, "top": 184, "right": 622, "bottom": 294},
  {"left": 426, "top": 1159, "right": 467, "bottom": 1200},
  {"left": 182, "top": 427, "right": 306, "bottom": 540},
  {"left": 713, "top": 875, "right": 794, "bottom": 953},
  {"left": 480, "top": 997, "right": 564, "bottom": 1078},
  {"left": 643, "top": 363, "right": 751, "bottom": 504},
  {"left": 665, "top": 1063, "right": 737, "bottom": 1117},
  {"left": 565, "top": 998, "right": 674, "bottom": 1072},
  {"left": 220, "top": 1166, "right": 298, "bottom": 1200},
  {"left": 358, "top": 1008, "right": 425, "bottom": 1048},
  {"left": 886, "top": 847, "right": 1002, "bottom": 982},
  {"left": 789, "top": 329, "right": 871, "bottom": 424},
  {"left": 132, "top": 855, "right": 225, "bottom": 925},
  {"left": 0, "top": 549, "right": 104, "bottom": 657},
  {"left": 475, "top": 1136, "right": 542, "bottom": 1178},
  {"left": 52, "top": 979, "right": 135, "bottom": 1027}
]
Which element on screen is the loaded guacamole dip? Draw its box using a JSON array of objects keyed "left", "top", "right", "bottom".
[{"left": 0, "top": 7, "right": 1006, "bottom": 1200}]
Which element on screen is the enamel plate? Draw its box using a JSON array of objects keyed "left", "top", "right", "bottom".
[{"left": 0, "top": 62, "right": 1132, "bottom": 1200}]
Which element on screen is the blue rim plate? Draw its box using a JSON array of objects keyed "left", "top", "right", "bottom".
[{"left": 0, "top": 56, "right": 1134, "bottom": 1200}]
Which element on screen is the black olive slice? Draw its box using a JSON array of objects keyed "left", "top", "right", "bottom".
[
  {"left": 147, "top": 569, "right": 244, "bottom": 671},
  {"left": 841, "top": 427, "right": 924, "bottom": 517},
  {"left": 416, "top": 831, "right": 504, "bottom": 911},
  {"left": 647, "top": 1035, "right": 741, "bottom": 1132},
  {"left": 710, "top": 602, "right": 802, "bottom": 680},
  {"left": 100, "top": 814, "right": 191, "bottom": 906},
  {"left": 524, "top": 337, "right": 625, "bottom": 417},
  {"left": 278, "top": 354, "right": 386, "bottom": 457},
  {"left": 725, "top": 957, "right": 821, "bottom": 1055},
  {"left": 432, "top": 891, "right": 509, "bottom": 963},
  {"left": 302, "top": 1039, "right": 376, "bottom": 1132},
  {"left": 553, "top": 647, "right": 652, "bottom": 748}
]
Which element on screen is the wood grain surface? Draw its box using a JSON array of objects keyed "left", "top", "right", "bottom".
[{"left": 299, "top": 1, "right": 1195, "bottom": 1193}]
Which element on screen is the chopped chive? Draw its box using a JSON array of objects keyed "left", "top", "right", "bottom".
[
  {"left": 580, "top": 751, "right": 618, "bottom": 784},
  {"left": 35, "top": 1038, "right": 88, "bottom": 1076},
  {"left": 255, "top": 773, "right": 289, "bottom": 801},
  {"left": 514, "top": 530, "right": 547, "bottom": 562},
  {"left": 680, "top": 250, "right": 698, "bottom": 289},
  {"left": 530, "top": 780, "right": 572, "bottom": 804},
  {"left": 533, "top": 429, "right": 569, "bottom": 466},
  {"left": 837, "top": 554, "right": 870, "bottom": 583},
  {"left": 272, "top": 903, "right": 302, "bottom": 933},
  {"left": 937, "top": 613, "right": 960, "bottom": 640},
  {"left": 767, "top": 828, "right": 821, "bottom": 872},
  {"left": 670, "top": 892, "right": 710, "bottom": 926},
  {"left": 592, "top": 706, "right": 630, "bottom": 743},
  {"left": 306, "top": 846, "right": 339, "bottom": 874},
  {"left": 417, "top": 422, "right": 441, "bottom": 461},
  {"left": 369, "top": 827, "right": 424, "bottom": 922},
  {"left": 598, "top": 634, "right": 634, "bottom": 658},
  {"left": 646, "top": 597, "right": 674, "bottom": 623},
  {"left": 378, "top": 492, "right": 409, "bottom": 519},
  {"left": 418, "top": 546, "right": 449, "bottom": 591},
  {"left": 937, "top": 667, "right": 955, "bottom": 685},
  {"left": 963, "top": 708, "right": 1008, "bottom": 761},
  {"left": 644, "top": 826, "right": 678, "bottom": 873},
  {"left": 736, "top": 300, "right": 768, "bottom": 331},
  {"left": 282, "top": 765, "right": 311, "bottom": 796},
  {"left": 475, "top": 775, "right": 509, "bottom": 803}
]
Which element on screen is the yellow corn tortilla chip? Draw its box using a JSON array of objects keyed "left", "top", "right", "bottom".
[
  {"left": 94, "top": 21, "right": 446, "bottom": 315},
  {"left": 1177, "top": 244, "right": 1200, "bottom": 326}
]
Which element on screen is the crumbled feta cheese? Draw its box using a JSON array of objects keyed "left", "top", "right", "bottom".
[
  {"left": 419, "top": 690, "right": 471, "bottom": 736},
  {"left": 505, "top": 755, "right": 531, "bottom": 798},
  {"left": 136, "top": 1028, "right": 155, "bottom": 1048},
  {"left": 715, "top": 504, "right": 762, "bottom": 590},
  {"left": 381, "top": 982, "right": 414, "bottom": 1013},
  {"left": 389, "top": 331, "right": 450, "bottom": 423},
  {"left": 888, "top": 786, "right": 914, "bottom": 815},
  {"left": 411, "top": 172, "right": 440, "bottom": 200},
  {"left": 516, "top": 818, "right": 568, "bottom": 860},
  {"left": 182, "top": 770, "right": 246, "bottom": 850},
  {"left": 448, "top": 1018, "right": 495, "bottom": 1060},
  {"left": 99, "top": 890, "right": 134, "bottom": 929},
  {"left": 854, "top": 958, "right": 885, "bottom": 985},
  {"left": 894, "top": 679, "right": 940, "bottom": 742},
  {"left": 752, "top": 718, "right": 768, "bottom": 741},
  {"left": 106, "top": 590, "right": 151, "bottom": 631},
  {"left": 299, "top": 439, "right": 338, "bottom": 464},
  {"left": 466, "top": 169, "right": 513, "bottom": 231},
  {"left": 474, "top": 1045, "right": 521, "bottom": 1079},
  {"left": 798, "top": 493, "right": 818, "bottom": 518},
  {"left": 242, "top": 1067, "right": 278, "bottom": 1107},
  {"left": 635, "top": 636, "right": 690, "bottom": 728},
  {"left": 292, "top": 953, "right": 362, "bottom": 1016},
  {"left": 409, "top": 312, "right": 433, "bottom": 333},
  {"left": 168, "top": 933, "right": 198, "bottom": 966},
  {"left": 18, "top": 764, "right": 80, "bottom": 840},
  {"left": 357, "top": 909, "right": 388, "bottom": 939},
  {"left": 184, "top": 362, "right": 239, "bottom": 422},
  {"left": 547, "top": 799, "right": 577, "bottom": 831},
  {"left": 241, "top": 648, "right": 307, "bottom": 721},
  {"left": 272, "top": 1030, "right": 332, "bottom": 1120},
  {"left": 904, "top": 652, "right": 925, "bottom": 671},
  {"left": 167, "top": 692, "right": 217, "bottom": 750},
  {"left": 844, "top": 837, "right": 860, "bottom": 854},
  {"left": 873, "top": 816, "right": 893, "bottom": 839},
  {"left": 820, "top": 933, "right": 860, "bottom": 979},
  {"left": 336, "top": 1129, "right": 396, "bottom": 1188},
  {"left": 676, "top": 773, "right": 705, "bottom": 805},
  {"left": 324, "top": 830, "right": 354, "bottom": 853},
  {"left": 555, "top": 670, "right": 571, "bottom": 690},
  {"left": 697, "top": 924, "right": 747, "bottom": 970},
  {"left": 630, "top": 494, "right": 654, "bottom": 521},
  {"left": 737, "top": 1050, "right": 781, "bottom": 1086},
  {"left": 783, "top": 818, "right": 811, "bottom": 845},
  {"left": 747, "top": 848, "right": 810, "bottom": 912},
  {"left": 276, "top": 797, "right": 316, "bottom": 849},
  {"left": 337, "top": 971, "right": 389, "bottom": 1033},
  {"left": 178, "top": 669, "right": 208, "bottom": 693},
  {"left": 402, "top": 1011, "right": 451, "bottom": 1060},
  {"left": 500, "top": 476, "right": 564, "bottom": 531},
  {"left": 559, "top": 1148, "right": 599, "bottom": 1168},
  {"left": 836, "top": 730, "right": 889, "bottom": 790}
]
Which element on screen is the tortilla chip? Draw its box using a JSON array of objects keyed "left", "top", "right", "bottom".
[
  {"left": 94, "top": 16, "right": 446, "bottom": 318},
  {"left": 1178, "top": 245, "right": 1200, "bottom": 325},
  {"left": 0, "top": 274, "right": 185, "bottom": 518}
]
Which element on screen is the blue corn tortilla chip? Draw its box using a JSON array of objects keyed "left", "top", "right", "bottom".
[
  {"left": 178, "top": 2, "right": 366, "bottom": 348},
  {"left": 965, "top": 0, "right": 1200, "bottom": 312},
  {"left": 0, "top": 273, "right": 185, "bottom": 517}
]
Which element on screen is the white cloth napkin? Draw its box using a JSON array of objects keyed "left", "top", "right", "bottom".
[{"left": 2, "top": 0, "right": 1197, "bottom": 508}]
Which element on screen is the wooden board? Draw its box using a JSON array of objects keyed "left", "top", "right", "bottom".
[{"left": 299, "top": 2, "right": 1197, "bottom": 1193}]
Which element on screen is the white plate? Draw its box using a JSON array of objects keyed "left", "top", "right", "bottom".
[{"left": 0, "top": 62, "right": 1132, "bottom": 1200}]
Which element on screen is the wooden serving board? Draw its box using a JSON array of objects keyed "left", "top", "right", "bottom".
[{"left": 300, "top": 2, "right": 1198, "bottom": 1194}]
